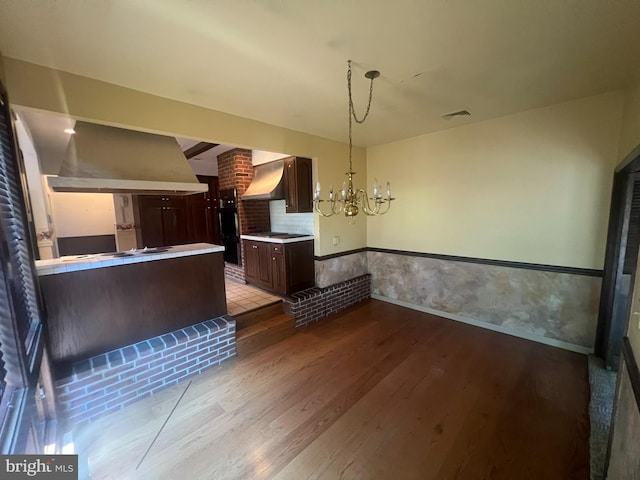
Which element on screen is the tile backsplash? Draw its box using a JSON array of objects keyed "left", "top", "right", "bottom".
[{"left": 269, "top": 200, "right": 314, "bottom": 234}]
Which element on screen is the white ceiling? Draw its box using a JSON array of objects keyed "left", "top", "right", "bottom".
[
  {"left": 17, "top": 109, "right": 76, "bottom": 175},
  {"left": 2, "top": 1, "right": 640, "bottom": 147},
  {"left": 175, "top": 138, "right": 233, "bottom": 163}
]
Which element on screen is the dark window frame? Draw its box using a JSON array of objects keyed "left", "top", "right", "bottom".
[{"left": 0, "top": 81, "right": 45, "bottom": 453}]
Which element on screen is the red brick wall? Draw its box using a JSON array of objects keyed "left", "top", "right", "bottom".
[
  {"left": 217, "top": 148, "right": 253, "bottom": 192},
  {"left": 217, "top": 149, "right": 271, "bottom": 276},
  {"left": 56, "top": 316, "right": 236, "bottom": 425},
  {"left": 284, "top": 275, "right": 371, "bottom": 328},
  {"left": 242, "top": 201, "right": 271, "bottom": 234}
]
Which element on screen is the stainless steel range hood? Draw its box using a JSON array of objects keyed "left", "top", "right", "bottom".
[
  {"left": 241, "top": 159, "right": 285, "bottom": 200},
  {"left": 47, "top": 122, "right": 207, "bottom": 195}
]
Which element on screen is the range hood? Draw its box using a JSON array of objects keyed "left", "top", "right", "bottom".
[
  {"left": 241, "top": 159, "right": 285, "bottom": 200},
  {"left": 47, "top": 122, "right": 207, "bottom": 195}
]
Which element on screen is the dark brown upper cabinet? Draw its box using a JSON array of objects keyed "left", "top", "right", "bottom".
[{"left": 284, "top": 157, "right": 313, "bottom": 213}]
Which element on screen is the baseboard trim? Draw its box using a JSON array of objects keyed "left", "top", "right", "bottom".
[
  {"left": 315, "top": 248, "right": 368, "bottom": 261},
  {"left": 371, "top": 294, "right": 593, "bottom": 355}
]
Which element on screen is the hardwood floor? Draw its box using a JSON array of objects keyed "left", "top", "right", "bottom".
[{"left": 74, "top": 299, "right": 590, "bottom": 480}]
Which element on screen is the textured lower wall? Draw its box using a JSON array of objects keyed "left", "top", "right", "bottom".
[
  {"left": 284, "top": 274, "right": 371, "bottom": 328},
  {"left": 56, "top": 316, "right": 236, "bottom": 425},
  {"left": 368, "top": 251, "right": 600, "bottom": 349},
  {"left": 315, "top": 251, "right": 368, "bottom": 288}
]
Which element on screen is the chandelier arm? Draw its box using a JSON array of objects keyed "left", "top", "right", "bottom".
[
  {"left": 314, "top": 200, "right": 344, "bottom": 217},
  {"left": 372, "top": 200, "right": 392, "bottom": 216},
  {"left": 356, "top": 189, "right": 395, "bottom": 216},
  {"left": 357, "top": 190, "right": 379, "bottom": 215}
]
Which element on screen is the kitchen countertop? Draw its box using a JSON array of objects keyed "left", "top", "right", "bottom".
[
  {"left": 240, "top": 233, "right": 314, "bottom": 244},
  {"left": 35, "top": 242, "right": 225, "bottom": 276}
]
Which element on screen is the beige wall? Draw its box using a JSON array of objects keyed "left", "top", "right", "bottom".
[
  {"left": 618, "top": 83, "right": 640, "bottom": 165},
  {"left": 252, "top": 149, "right": 288, "bottom": 165},
  {"left": 366, "top": 92, "right": 623, "bottom": 270},
  {"left": 49, "top": 189, "right": 116, "bottom": 238},
  {"left": 0, "top": 53, "right": 5, "bottom": 86},
  {"left": 2, "top": 58, "right": 366, "bottom": 256}
]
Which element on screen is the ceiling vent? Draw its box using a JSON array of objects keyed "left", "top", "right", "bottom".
[{"left": 441, "top": 109, "right": 471, "bottom": 120}]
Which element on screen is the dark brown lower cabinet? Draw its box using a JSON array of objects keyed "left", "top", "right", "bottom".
[
  {"left": 271, "top": 248, "right": 286, "bottom": 293},
  {"left": 244, "top": 241, "right": 260, "bottom": 284},
  {"left": 242, "top": 239, "right": 314, "bottom": 295}
]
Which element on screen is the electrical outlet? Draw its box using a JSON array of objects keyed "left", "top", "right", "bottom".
[{"left": 332, "top": 236, "right": 340, "bottom": 246}]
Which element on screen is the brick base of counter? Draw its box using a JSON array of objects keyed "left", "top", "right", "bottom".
[
  {"left": 284, "top": 274, "right": 371, "bottom": 328},
  {"left": 55, "top": 316, "right": 236, "bottom": 426}
]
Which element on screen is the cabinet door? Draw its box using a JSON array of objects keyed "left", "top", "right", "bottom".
[
  {"left": 286, "top": 240, "right": 315, "bottom": 294},
  {"left": 285, "top": 157, "right": 313, "bottom": 213},
  {"left": 186, "top": 193, "right": 212, "bottom": 243},
  {"left": 257, "top": 242, "right": 272, "bottom": 288},
  {"left": 137, "top": 195, "right": 190, "bottom": 247},
  {"left": 162, "top": 197, "right": 189, "bottom": 246},
  {"left": 271, "top": 244, "right": 286, "bottom": 294},
  {"left": 294, "top": 157, "right": 313, "bottom": 213},
  {"left": 208, "top": 177, "right": 221, "bottom": 245},
  {"left": 196, "top": 175, "right": 221, "bottom": 245},
  {"left": 137, "top": 196, "right": 165, "bottom": 247},
  {"left": 243, "top": 240, "right": 260, "bottom": 283},
  {"left": 284, "top": 157, "right": 299, "bottom": 213}
]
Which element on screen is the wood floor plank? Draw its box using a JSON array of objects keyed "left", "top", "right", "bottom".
[
  {"left": 273, "top": 314, "right": 493, "bottom": 479},
  {"left": 76, "top": 300, "right": 590, "bottom": 480},
  {"left": 137, "top": 305, "right": 422, "bottom": 479}
]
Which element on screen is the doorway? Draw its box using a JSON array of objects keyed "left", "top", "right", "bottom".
[{"left": 597, "top": 153, "right": 640, "bottom": 369}]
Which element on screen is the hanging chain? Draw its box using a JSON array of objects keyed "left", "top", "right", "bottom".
[{"left": 347, "top": 60, "right": 376, "bottom": 172}]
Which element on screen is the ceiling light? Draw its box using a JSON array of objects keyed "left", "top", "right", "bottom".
[
  {"left": 64, "top": 128, "right": 76, "bottom": 134},
  {"left": 313, "top": 60, "right": 395, "bottom": 221}
]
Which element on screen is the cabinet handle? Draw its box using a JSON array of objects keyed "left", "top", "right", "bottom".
[
  {"left": 252, "top": 245, "right": 258, "bottom": 249},
  {"left": 272, "top": 257, "right": 275, "bottom": 261}
]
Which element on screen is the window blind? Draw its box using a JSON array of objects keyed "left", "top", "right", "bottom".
[{"left": 0, "top": 87, "right": 44, "bottom": 450}]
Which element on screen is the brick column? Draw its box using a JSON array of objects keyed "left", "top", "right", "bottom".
[
  {"left": 217, "top": 149, "right": 271, "bottom": 280},
  {"left": 217, "top": 149, "right": 270, "bottom": 235}
]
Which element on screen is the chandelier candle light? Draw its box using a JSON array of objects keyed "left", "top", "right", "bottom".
[{"left": 314, "top": 60, "right": 395, "bottom": 221}]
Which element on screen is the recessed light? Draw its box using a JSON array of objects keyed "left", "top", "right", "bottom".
[{"left": 64, "top": 128, "right": 76, "bottom": 134}]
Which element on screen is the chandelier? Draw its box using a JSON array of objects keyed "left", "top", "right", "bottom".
[{"left": 313, "top": 60, "right": 395, "bottom": 220}]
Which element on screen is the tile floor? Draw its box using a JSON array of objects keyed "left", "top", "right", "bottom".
[{"left": 224, "top": 278, "right": 282, "bottom": 316}]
